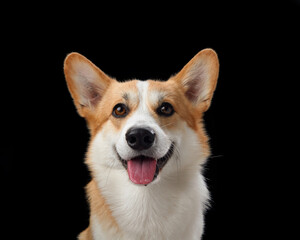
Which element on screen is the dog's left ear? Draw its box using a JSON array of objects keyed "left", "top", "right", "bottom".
[{"left": 172, "top": 48, "right": 219, "bottom": 111}]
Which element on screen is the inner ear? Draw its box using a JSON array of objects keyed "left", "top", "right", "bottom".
[
  {"left": 183, "top": 65, "right": 208, "bottom": 104},
  {"left": 80, "top": 81, "right": 102, "bottom": 107}
]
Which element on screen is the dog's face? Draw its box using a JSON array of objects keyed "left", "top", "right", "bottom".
[{"left": 64, "top": 49, "right": 219, "bottom": 186}]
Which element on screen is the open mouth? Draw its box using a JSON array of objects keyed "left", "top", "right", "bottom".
[{"left": 117, "top": 142, "right": 175, "bottom": 185}]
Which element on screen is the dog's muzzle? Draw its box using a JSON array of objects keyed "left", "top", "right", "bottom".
[{"left": 116, "top": 127, "right": 174, "bottom": 186}]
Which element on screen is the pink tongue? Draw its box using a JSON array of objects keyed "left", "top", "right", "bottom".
[{"left": 127, "top": 158, "right": 157, "bottom": 185}]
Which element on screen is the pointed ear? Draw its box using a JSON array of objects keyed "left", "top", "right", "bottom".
[
  {"left": 172, "top": 48, "right": 219, "bottom": 111},
  {"left": 63, "top": 52, "right": 113, "bottom": 116}
]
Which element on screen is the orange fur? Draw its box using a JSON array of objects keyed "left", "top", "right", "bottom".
[{"left": 78, "top": 226, "right": 92, "bottom": 240}]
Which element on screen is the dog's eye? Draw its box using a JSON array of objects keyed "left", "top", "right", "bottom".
[
  {"left": 157, "top": 102, "right": 174, "bottom": 117},
  {"left": 112, "top": 103, "right": 129, "bottom": 118}
]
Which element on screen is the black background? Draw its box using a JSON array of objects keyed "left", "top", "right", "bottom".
[{"left": 1, "top": 1, "right": 299, "bottom": 239}]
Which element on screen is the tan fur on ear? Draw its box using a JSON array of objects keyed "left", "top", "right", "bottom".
[
  {"left": 171, "top": 48, "right": 219, "bottom": 111},
  {"left": 63, "top": 52, "right": 114, "bottom": 117}
]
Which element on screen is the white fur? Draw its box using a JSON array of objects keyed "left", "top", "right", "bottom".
[
  {"left": 91, "top": 215, "right": 105, "bottom": 239},
  {"left": 88, "top": 80, "right": 209, "bottom": 240}
]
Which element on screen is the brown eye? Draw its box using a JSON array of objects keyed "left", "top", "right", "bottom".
[
  {"left": 112, "top": 103, "right": 129, "bottom": 118},
  {"left": 157, "top": 102, "right": 174, "bottom": 117}
]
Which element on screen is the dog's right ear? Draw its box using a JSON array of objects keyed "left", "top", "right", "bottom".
[{"left": 64, "top": 52, "right": 113, "bottom": 117}]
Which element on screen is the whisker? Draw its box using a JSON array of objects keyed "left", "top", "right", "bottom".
[
  {"left": 209, "top": 155, "right": 223, "bottom": 159},
  {"left": 173, "top": 144, "right": 181, "bottom": 179},
  {"left": 105, "top": 160, "right": 116, "bottom": 186},
  {"left": 160, "top": 122, "right": 176, "bottom": 129}
]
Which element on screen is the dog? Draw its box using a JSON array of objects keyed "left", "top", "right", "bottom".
[{"left": 63, "top": 48, "right": 219, "bottom": 240}]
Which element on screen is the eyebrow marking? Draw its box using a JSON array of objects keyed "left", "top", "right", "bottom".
[
  {"left": 122, "top": 93, "right": 129, "bottom": 101},
  {"left": 157, "top": 92, "right": 165, "bottom": 104}
]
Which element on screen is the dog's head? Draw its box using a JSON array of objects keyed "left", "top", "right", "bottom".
[{"left": 64, "top": 49, "right": 219, "bottom": 186}]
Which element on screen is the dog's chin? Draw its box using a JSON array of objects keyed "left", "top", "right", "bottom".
[{"left": 116, "top": 142, "right": 175, "bottom": 186}]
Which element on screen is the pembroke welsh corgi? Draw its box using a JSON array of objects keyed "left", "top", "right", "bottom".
[{"left": 63, "top": 48, "right": 219, "bottom": 240}]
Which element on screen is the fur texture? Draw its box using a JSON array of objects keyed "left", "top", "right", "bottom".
[{"left": 63, "top": 48, "right": 219, "bottom": 240}]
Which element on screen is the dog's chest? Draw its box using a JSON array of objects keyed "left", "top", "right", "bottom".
[{"left": 97, "top": 173, "right": 206, "bottom": 240}]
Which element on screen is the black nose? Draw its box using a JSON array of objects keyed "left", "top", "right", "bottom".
[{"left": 126, "top": 127, "right": 156, "bottom": 150}]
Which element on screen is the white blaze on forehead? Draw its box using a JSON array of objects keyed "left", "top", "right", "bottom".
[
  {"left": 128, "top": 80, "right": 155, "bottom": 125},
  {"left": 136, "top": 80, "right": 149, "bottom": 113}
]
